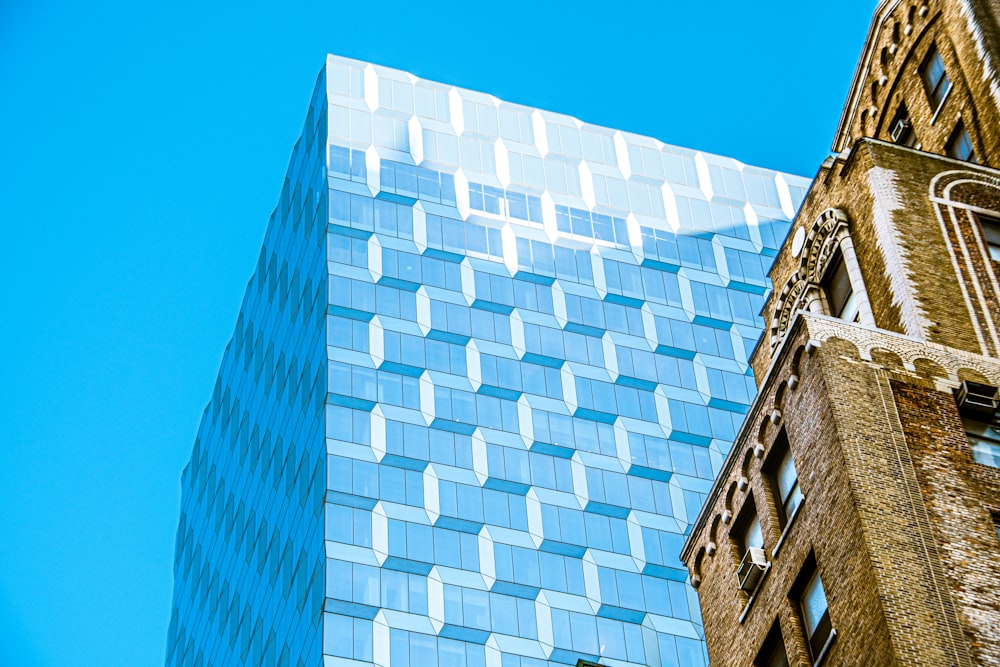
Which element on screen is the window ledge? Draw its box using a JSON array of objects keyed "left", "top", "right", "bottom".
[
  {"left": 738, "top": 564, "right": 772, "bottom": 624},
  {"left": 929, "top": 84, "right": 953, "bottom": 125},
  {"left": 772, "top": 496, "right": 805, "bottom": 560},
  {"left": 814, "top": 628, "right": 838, "bottom": 667}
]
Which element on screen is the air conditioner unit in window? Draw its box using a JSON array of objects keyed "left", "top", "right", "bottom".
[
  {"left": 956, "top": 381, "right": 1000, "bottom": 421},
  {"left": 890, "top": 118, "right": 912, "bottom": 143},
  {"left": 736, "top": 546, "right": 770, "bottom": 594}
]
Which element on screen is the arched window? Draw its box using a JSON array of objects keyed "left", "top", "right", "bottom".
[{"left": 821, "top": 249, "right": 860, "bottom": 322}]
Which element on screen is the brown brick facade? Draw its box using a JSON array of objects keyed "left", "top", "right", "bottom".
[
  {"left": 682, "top": 1, "right": 1000, "bottom": 665},
  {"left": 754, "top": 140, "right": 1000, "bottom": 382},
  {"left": 684, "top": 315, "right": 1000, "bottom": 667},
  {"left": 835, "top": 0, "right": 1000, "bottom": 165}
]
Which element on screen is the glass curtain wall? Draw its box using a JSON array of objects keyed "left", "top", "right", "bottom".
[
  {"left": 321, "top": 56, "right": 809, "bottom": 667},
  {"left": 166, "top": 56, "right": 809, "bottom": 667}
]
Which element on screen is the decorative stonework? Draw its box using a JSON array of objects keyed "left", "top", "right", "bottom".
[
  {"left": 959, "top": 0, "right": 1000, "bottom": 118},
  {"left": 802, "top": 208, "right": 850, "bottom": 281},
  {"left": 802, "top": 312, "right": 1000, "bottom": 386},
  {"left": 770, "top": 208, "right": 857, "bottom": 352},
  {"left": 930, "top": 168, "right": 1000, "bottom": 356},
  {"left": 868, "top": 165, "right": 934, "bottom": 338},
  {"left": 684, "top": 308, "right": 1000, "bottom": 609},
  {"left": 769, "top": 272, "right": 808, "bottom": 352}
]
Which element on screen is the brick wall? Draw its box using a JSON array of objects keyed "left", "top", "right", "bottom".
[
  {"left": 892, "top": 380, "right": 1000, "bottom": 667},
  {"left": 836, "top": 0, "right": 1000, "bottom": 164},
  {"left": 686, "top": 4, "right": 1000, "bottom": 665},
  {"left": 684, "top": 314, "right": 1000, "bottom": 666},
  {"left": 752, "top": 140, "right": 1000, "bottom": 382}
]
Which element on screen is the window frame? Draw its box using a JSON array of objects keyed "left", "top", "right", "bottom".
[
  {"left": 733, "top": 496, "right": 772, "bottom": 602},
  {"left": 964, "top": 417, "right": 1000, "bottom": 468},
  {"left": 792, "top": 556, "right": 836, "bottom": 665},
  {"left": 733, "top": 497, "right": 765, "bottom": 556},
  {"left": 888, "top": 104, "right": 917, "bottom": 148},
  {"left": 754, "top": 622, "right": 791, "bottom": 667},
  {"left": 945, "top": 121, "right": 977, "bottom": 163},
  {"left": 977, "top": 214, "right": 1000, "bottom": 263},
  {"left": 820, "top": 250, "right": 858, "bottom": 322},
  {"left": 919, "top": 44, "right": 952, "bottom": 113},
  {"left": 957, "top": 381, "right": 1000, "bottom": 469},
  {"left": 765, "top": 429, "right": 804, "bottom": 531}
]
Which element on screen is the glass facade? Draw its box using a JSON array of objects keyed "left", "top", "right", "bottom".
[{"left": 166, "top": 55, "right": 809, "bottom": 667}]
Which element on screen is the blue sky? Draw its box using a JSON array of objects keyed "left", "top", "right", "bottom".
[{"left": 0, "top": 0, "right": 876, "bottom": 665}]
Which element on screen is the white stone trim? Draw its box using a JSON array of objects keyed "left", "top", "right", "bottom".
[
  {"left": 930, "top": 169, "right": 1000, "bottom": 355},
  {"left": 868, "top": 166, "right": 933, "bottom": 337},
  {"left": 958, "top": 0, "right": 1000, "bottom": 121},
  {"left": 838, "top": 233, "right": 876, "bottom": 327}
]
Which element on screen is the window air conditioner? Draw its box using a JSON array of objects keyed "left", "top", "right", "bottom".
[
  {"left": 956, "top": 381, "right": 1000, "bottom": 421},
  {"left": 736, "top": 546, "right": 770, "bottom": 593},
  {"left": 890, "top": 118, "right": 911, "bottom": 143}
]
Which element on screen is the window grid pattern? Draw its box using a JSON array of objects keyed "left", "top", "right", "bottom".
[
  {"left": 166, "top": 79, "right": 329, "bottom": 667},
  {"left": 317, "top": 54, "right": 807, "bottom": 666},
  {"left": 169, "top": 56, "right": 811, "bottom": 667}
]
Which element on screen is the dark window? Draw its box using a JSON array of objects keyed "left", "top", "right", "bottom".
[
  {"left": 734, "top": 500, "right": 764, "bottom": 554},
  {"left": 978, "top": 215, "right": 1000, "bottom": 263},
  {"left": 889, "top": 105, "right": 917, "bottom": 147},
  {"left": 767, "top": 430, "right": 803, "bottom": 527},
  {"left": 993, "top": 514, "right": 1000, "bottom": 543},
  {"left": 794, "top": 559, "right": 834, "bottom": 660},
  {"left": 920, "top": 45, "right": 951, "bottom": 111},
  {"left": 734, "top": 498, "right": 769, "bottom": 594},
  {"left": 822, "top": 251, "right": 858, "bottom": 321},
  {"left": 755, "top": 624, "right": 790, "bottom": 667},
  {"left": 957, "top": 381, "right": 1000, "bottom": 468},
  {"left": 946, "top": 122, "right": 977, "bottom": 163},
  {"left": 965, "top": 418, "right": 1000, "bottom": 468}
]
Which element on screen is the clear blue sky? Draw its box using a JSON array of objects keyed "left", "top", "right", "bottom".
[{"left": 0, "top": 1, "right": 876, "bottom": 665}]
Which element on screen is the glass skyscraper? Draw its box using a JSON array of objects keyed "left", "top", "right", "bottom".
[{"left": 165, "top": 56, "right": 809, "bottom": 667}]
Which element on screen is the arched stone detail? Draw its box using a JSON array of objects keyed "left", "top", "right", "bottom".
[
  {"left": 754, "top": 417, "right": 770, "bottom": 458},
  {"left": 956, "top": 367, "right": 993, "bottom": 385},
  {"left": 770, "top": 208, "right": 874, "bottom": 352},
  {"left": 790, "top": 344, "right": 807, "bottom": 377},
  {"left": 740, "top": 447, "right": 755, "bottom": 479},
  {"left": 770, "top": 273, "right": 810, "bottom": 351},
  {"left": 724, "top": 481, "right": 739, "bottom": 516},
  {"left": 825, "top": 335, "right": 867, "bottom": 361},
  {"left": 773, "top": 380, "right": 789, "bottom": 413},
  {"left": 870, "top": 346, "right": 907, "bottom": 371},
  {"left": 804, "top": 313, "right": 1000, "bottom": 385},
  {"left": 931, "top": 169, "right": 1000, "bottom": 207},
  {"left": 929, "top": 169, "right": 1000, "bottom": 357},
  {"left": 912, "top": 357, "right": 948, "bottom": 379},
  {"left": 709, "top": 514, "right": 723, "bottom": 547},
  {"left": 691, "top": 548, "right": 706, "bottom": 588},
  {"left": 802, "top": 208, "right": 851, "bottom": 282}
]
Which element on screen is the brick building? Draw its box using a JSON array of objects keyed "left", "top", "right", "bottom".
[{"left": 680, "top": 1, "right": 1000, "bottom": 666}]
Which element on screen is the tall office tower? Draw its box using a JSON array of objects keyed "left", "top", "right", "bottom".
[
  {"left": 682, "top": 1, "right": 1000, "bottom": 666},
  {"left": 165, "top": 55, "right": 809, "bottom": 667}
]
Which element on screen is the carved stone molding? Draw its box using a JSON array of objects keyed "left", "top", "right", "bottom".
[
  {"left": 803, "top": 208, "right": 850, "bottom": 282},
  {"left": 803, "top": 313, "right": 1000, "bottom": 384},
  {"left": 770, "top": 272, "right": 808, "bottom": 352},
  {"left": 770, "top": 209, "right": 852, "bottom": 351}
]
